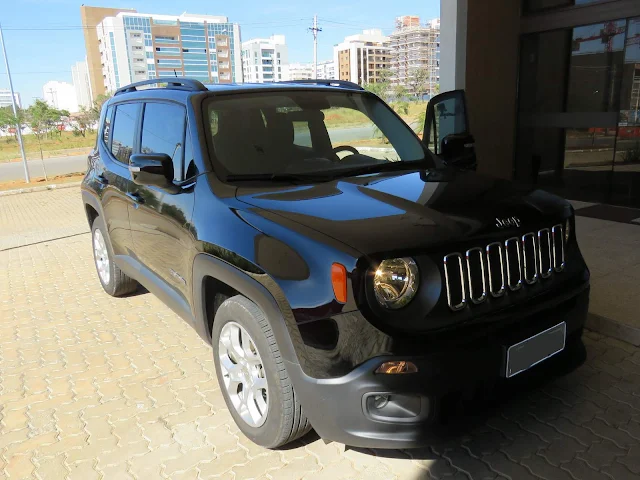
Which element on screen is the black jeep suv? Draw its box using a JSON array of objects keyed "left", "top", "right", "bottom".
[{"left": 81, "top": 78, "right": 590, "bottom": 449}]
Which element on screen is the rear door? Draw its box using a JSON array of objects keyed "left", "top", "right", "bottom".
[
  {"left": 423, "top": 90, "right": 477, "bottom": 169},
  {"left": 127, "top": 101, "right": 196, "bottom": 307},
  {"left": 97, "top": 102, "right": 141, "bottom": 256}
]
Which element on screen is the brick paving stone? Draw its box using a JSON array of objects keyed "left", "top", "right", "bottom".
[{"left": 2, "top": 187, "right": 640, "bottom": 479}]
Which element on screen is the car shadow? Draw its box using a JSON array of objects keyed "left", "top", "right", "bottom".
[
  {"left": 297, "top": 338, "right": 588, "bottom": 479},
  {"left": 121, "top": 286, "right": 149, "bottom": 298}
]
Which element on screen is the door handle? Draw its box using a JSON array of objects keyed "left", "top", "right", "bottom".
[
  {"left": 126, "top": 192, "right": 144, "bottom": 206},
  {"left": 96, "top": 174, "right": 108, "bottom": 185}
]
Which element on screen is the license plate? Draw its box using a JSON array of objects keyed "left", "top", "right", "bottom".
[{"left": 505, "top": 322, "right": 566, "bottom": 378}]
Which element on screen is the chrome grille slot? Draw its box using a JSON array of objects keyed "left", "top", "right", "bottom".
[
  {"left": 537, "top": 228, "right": 553, "bottom": 279},
  {"left": 504, "top": 237, "right": 523, "bottom": 291},
  {"left": 442, "top": 224, "right": 567, "bottom": 311},
  {"left": 522, "top": 233, "right": 539, "bottom": 284},
  {"left": 486, "top": 242, "right": 505, "bottom": 297},
  {"left": 444, "top": 253, "right": 466, "bottom": 311},
  {"left": 466, "top": 247, "right": 487, "bottom": 304},
  {"left": 552, "top": 224, "right": 565, "bottom": 272}
]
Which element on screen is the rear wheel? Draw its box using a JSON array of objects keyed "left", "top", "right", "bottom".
[
  {"left": 212, "top": 295, "right": 311, "bottom": 447},
  {"left": 91, "top": 217, "right": 138, "bottom": 297}
]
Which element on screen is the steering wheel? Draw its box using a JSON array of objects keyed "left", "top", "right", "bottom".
[{"left": 332, "top": 145, "right": 359, "bottom": 161}]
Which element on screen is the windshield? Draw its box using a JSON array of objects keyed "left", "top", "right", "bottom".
[{"left": 204, "top": 90, "right": 431, "bottom": 179}]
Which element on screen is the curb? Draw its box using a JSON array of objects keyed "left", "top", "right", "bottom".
[
  {"left": 0, "top": 181, "right": 82, "bottom": 197},
  {"left": 586, "top": 313, "right": 640, "bottom": 347}
]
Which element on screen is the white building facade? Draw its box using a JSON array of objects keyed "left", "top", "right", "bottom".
[
  {"left": 0, "top": 89, "right": 21, "bottom": 109},
  {"left": 97, "top": 12, "right": 242, "bottom": 92},
  {"left": 333, "top": 30, "right": 391, "bottom": 85},
  {"left": 316, "top": 60, "right": 336, "bottom": 80},
  {"left": 42, "top": 81, "right": 79, "bottom": 113},
  {"left": 288, "top": 63, "right": 314, "bottom": 81},
  {"left": 71, "top": 59, "right": 93, "bottom": 109},
  {"left": 242, "top": 35, "right": 289, "bottom": 83}
]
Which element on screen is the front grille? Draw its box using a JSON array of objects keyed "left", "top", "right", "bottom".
[{"left": 443, "top": 224, "right": 566, "bottom": 311}]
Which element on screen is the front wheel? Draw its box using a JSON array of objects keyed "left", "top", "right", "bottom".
[{"left": 212, "top": 295, "right": 311, "bottom": 448}]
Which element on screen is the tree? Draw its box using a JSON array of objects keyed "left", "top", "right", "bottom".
[
  {"left": 73, "top": 107, "right": 94, "bottom": 137},
  {"left": 0, "top": 106, "right": 25, "bottom": 141},
  {"left": 363, "top": 69, "right": 393, "bottom": 104},
  {"left": 90, "top": 93, "right": 112, "bottom": 124},
  {"left": 25, "top": 100, "right": 67, "bottom": 180},
  {"left": 407, "top": 67, "right": 430, "bottom": 99}
]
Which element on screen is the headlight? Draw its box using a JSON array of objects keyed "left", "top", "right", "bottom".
[
  {"left": 373, "top": 258, "right": 419, "bottom": 309},
  {"left": 565, "top": 218, "right": 571, "bottom": 243}
]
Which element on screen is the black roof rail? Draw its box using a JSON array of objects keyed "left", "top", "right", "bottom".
[
  {"left": 114, "top": 78, "right": 208, "bottom": 96},
  {"left": 277, "top": 79, "right": 364, "bottom": 91}
]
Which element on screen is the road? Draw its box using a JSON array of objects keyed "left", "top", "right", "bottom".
[{"left": 0, "top": 154, "right": 88, "bottom": 182}]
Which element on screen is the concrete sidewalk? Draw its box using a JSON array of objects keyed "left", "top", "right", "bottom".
[{"left": 572, "top": 202, "right": 640, "bottom": 346}]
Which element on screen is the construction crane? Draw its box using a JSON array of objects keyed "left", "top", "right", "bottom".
[{"left": 572, "top": 21, "right": 626, "bottom": 53}]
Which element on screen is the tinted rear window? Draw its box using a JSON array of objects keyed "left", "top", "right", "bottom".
[{"left": 111, "top": 103, "right": 139, "bottom": 164}]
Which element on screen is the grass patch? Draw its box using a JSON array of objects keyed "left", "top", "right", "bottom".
[{"left": 0, "top": 131, "right": 97, "bottom": 162}]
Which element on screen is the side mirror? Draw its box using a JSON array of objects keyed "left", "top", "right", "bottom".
[
  {"left": 441, "top": 133, "right": 477, "bottom": 170},
  {"left": 129, "top": 153, "right": 175, "bottom": 190}
]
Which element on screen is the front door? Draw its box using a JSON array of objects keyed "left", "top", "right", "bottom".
[
  {"left": 127, "top": 101, "right": 196, "bottom": 307},
  {"left": 423, "top": 90, "right": 477, "bottom": 169}
]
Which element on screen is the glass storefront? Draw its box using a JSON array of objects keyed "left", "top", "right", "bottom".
[{"left": 517, "top": 16, "right": 640, "bottom": 207}]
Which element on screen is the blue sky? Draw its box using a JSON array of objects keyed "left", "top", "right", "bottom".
[{"left": 1, "top": 0, "right": 440, "bottom": 107}]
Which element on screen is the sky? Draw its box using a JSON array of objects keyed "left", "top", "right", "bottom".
[{"left": 1, "top": 0, "right": 440, "bottom": 107}]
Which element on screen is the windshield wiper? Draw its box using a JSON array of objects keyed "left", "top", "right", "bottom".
[
  {"left": 324, "top": 160, "right": 430, "bottom": 179},
  {"left": 225, "top": 172, "right": 333, "bottom": 183}
]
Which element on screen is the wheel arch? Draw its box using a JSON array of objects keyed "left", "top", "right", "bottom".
[
  {"left": 81, "top": 189, "right": 104, "bottom": 227},
  {"left": 192, "top": 253, "right": 302, "bottom": 368}
]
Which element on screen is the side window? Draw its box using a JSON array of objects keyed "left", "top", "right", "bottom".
[
  {"left": 102, "top": 106, "right": 113, "bottom": 146},
  {"left": 292, "top": 121, "right": 312, "bottom": 148},
  {"left": 141, "top": 102, "right": 186, "bottom": 181},
  {"left": 111, "top": 103, "right": 139, "bottom": 164}
]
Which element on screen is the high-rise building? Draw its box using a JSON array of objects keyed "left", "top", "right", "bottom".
[
  {"left": 81, "top": 6, "right": 137, "bottom": 101},
  {"left": 0, "top": 90, "right": 21, "bottom": 109},
  {"left": 95, "top": 10, "right": 242, "bottom": 93},
  {"left": 43, "top": 81, "right": 79, "bottom": 113},
  {"left": 242, "top": 35, "right": 289, "bottom": 83},
  {"left": 333, "top": 30, "right": 391, "bottom": 85},
  {"left": 288, "top": 63, "right": 314, "bottom": 81},
  {"left": 389, "top": 17, "right": 440, "bottom": 97},
  {"left": 71, "top": 59, "right": 93, "bottom": 110},
  {"left": 316, "top": 60, "right": 336, "bottom": 80}
]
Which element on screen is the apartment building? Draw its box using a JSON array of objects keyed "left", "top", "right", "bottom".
[
  {"left": 93, "top": 9, "right": 241, "bottom": 94},
  {"left": 288, "top": 63, "right": 314, "bottom": 81},
  {"left": 0, "top": 90, "right": 21, "bottom": 109},
  {"left": 333, "top": 30, "right": 391, "bottom": 85},
  {"left": 242, "top": 35, "right": 289, "bottom": 83},
  {"left": 71, "top": 59, "right": 93, "bottom": 109},
  {"left": 43, "top": 81, "right": 79, "bottom": 113},
  {"left": 316, "top": 60, "right": 336, "bottom": 80},
  {"left": 389, "top": 17, "right": 440, "bottom": 97}
]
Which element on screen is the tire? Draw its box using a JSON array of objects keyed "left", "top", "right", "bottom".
[
  {"left": 91, "top": 216, "right": 138, "bottom": 297},
  {"left": 212, "top": 295, "right": 311, "bottom": 448}
]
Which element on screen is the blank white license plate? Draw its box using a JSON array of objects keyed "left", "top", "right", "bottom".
[{"left": 505, "top": 322, "right": 566, "bottom": 378}]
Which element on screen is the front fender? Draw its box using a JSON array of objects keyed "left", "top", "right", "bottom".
[{"left": 191, "top": 253, "right": 307, "bottom": 368}]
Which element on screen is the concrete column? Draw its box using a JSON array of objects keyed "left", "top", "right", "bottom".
[{"left": 440, "top": 0, "right": 468, "bottom": 92}]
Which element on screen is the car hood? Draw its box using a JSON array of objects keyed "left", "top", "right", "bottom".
[{"left": 235, "top": 169, "right": 572, "bottom": 257}]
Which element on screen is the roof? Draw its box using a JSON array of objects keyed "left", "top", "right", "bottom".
[{"left": 112, "top": 79, "right": 365, "bottom": 100}]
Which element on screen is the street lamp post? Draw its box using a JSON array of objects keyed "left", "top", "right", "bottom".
[{"left": 0, "top": 23, "right": 30, "bottom": 183}]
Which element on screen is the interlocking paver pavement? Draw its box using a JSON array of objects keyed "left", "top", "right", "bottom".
[{"left": 2, "top": 187, "right": 640, "bottom": 479}]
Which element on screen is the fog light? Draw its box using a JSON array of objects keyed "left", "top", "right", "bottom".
[
  {"left": 375, "top": 361, "right": 418, "bottom": 374},
  {"left": 373, "top": 394, "right": 389, "bottom": 409}
]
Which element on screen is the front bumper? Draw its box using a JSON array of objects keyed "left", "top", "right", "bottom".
[{"left": 287, "top": 285, "right": 589, "bottom": 448}]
